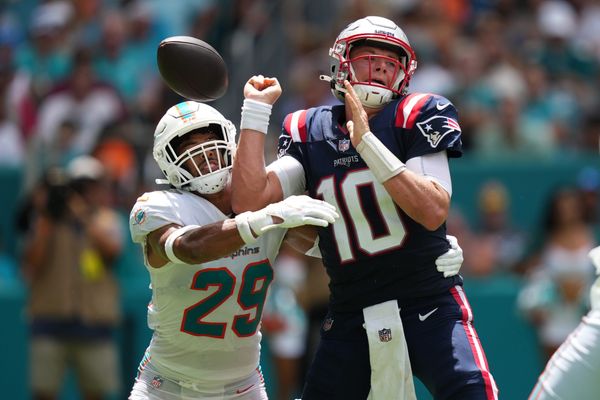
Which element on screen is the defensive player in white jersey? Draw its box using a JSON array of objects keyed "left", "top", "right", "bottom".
[
  {"left": 127, "top": 101, "right": 341, "bottom": 400},
  {"left": 529, "top": 245, "right": 600, "bottom": 400}
]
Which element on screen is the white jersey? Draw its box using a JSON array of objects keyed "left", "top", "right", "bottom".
[
  {"left": 529, "top": 272, "right": 600, "bottom": 400},
  {"left": 129, "top": 189, "right": 286, "bottom": 386}
]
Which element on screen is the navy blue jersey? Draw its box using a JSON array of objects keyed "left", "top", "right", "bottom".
[{"left": 278, "top": 93, "right": 464, "bottom": 312}]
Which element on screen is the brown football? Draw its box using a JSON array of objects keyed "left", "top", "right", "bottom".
[{"left": 157, "top": 36, "right": 228, "bottom": 102}]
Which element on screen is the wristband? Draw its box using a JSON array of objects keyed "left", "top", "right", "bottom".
[
  {"left": 356, "top": 132, "right": 406, "bottom": 183},
  {"left": 240, "top": 99, "right": 273, "bottom": 134},
  {"left": 164, "top": 225, "right": 200, "bottom": 264}
]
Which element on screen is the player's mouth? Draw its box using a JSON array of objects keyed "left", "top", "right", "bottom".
[{"left": 200, "top": 159, "right": 220, "bottom": 174}]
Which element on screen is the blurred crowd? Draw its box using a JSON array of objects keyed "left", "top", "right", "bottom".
[{"left": 0, "top": 0, "right": 599, "bottom": 398}]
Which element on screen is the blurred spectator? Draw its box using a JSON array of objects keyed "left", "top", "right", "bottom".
[
  {"left": 518, "top": 186, "right": 597, "bottom": 360},
  {"left": 122, "top": 0, "right": 169, "bottom": 113},
  {"left": 577, "top": 166, "right": 600, "bottom": 241},
  {"left": 20, "top": 155, "right": 124, "bottom": 400},
  {"left": 0, "top": 77, "right": 24, "bottom": 167},
  {"left": 14, "top": 0, "right": 73, "bottom": 101},
  {"left": 36, "top": 47, "right": 126, "bottom": 154},
  {"left": 25, "top": 47, "right": 126, "bottom": 191},
  {"left": 533, "top": 0, "right": 598, "bottom": 80},
  {"left": 580, "top": 114, "right": 600, "bottom": 153},
  {"left": 94, "top": 7, "right": 164, "bottom": 108},
  {"left": 467, "top": 181, "right": 527, "bottom": 276}
]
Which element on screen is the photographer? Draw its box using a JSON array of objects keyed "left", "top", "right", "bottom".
[{"left": 21, "top": 155, "right": 124, "bottom": 400}]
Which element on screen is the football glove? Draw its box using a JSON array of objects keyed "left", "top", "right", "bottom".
[
  {"left": 236, "top": 195, "right": 339, "bottom": 244},
  {"left": 435, "top": 235, "right": 464, "bottom": 278}
]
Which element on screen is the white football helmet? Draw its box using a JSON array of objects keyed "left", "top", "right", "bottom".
[
  {"left": 153, "top": 101, "right": 236, "bottom": 194},
  {"left": 328, "top": 16, "right": 417, "bottom": 108}
]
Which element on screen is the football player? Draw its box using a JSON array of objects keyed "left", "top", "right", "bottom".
[
  {"left": 528, "top": 245, "right": 600, "bottom": 400},
  {"left": 127, "top": 101, "right": 340, "bottom": 399},
  {"left": 232, "top": 16, "right": 498, "bottom": 400}
]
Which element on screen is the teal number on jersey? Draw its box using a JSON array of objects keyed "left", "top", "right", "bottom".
[
  {"left": 233, "top": 261, "right": 273, "bottom": 337},
  {"left": 181, "top": 268, "right": 235, "bottom": 337},
  {"left": 181, "top": 261, "right": 273, "bottom": 338}
]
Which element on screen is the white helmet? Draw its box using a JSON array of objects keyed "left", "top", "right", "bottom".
[
  {"left": 153, "top": 101, "right": 236, "bottom": 194},
  {"left": 328, "top": 16, "right": 417, "bottom": 108}
]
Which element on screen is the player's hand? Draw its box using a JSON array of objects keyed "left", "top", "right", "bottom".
[
  {"left": 236, "top": 196, "right": 338, "bottom": 244},
  {"left": 435, "top": 235, "right": 464, "bottom": 278},
  {"left": 344, "top": 80, "right": 371, "bottom": 148},
  {"left": 261, "top": 195, "right": 339, "bottom": 233},
  {"left": 244, "top": 75, "right": 282, "bottom": 105}
]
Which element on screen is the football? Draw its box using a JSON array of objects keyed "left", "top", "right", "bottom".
[{"left": 157, "top": 36, "right": 228, "bottom": 102}]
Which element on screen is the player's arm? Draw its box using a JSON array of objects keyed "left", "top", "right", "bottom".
[
  {"left": 231, "top": 75, "right": 285, "bottom": 213},
  {"left": 344, "top": 81, "right": 449, "bottom": 231},
  {"left": 144, "top": 195, "right": 338, "bottom": 268},
  {"left": 381, "top": 158, "right": 450, "bottom": 231},
  {"left": 146, "top": 219, "right": 246, "bottom": 268},
  {"left": 279, "top": 225, "right": 319, "bottom": 256}
]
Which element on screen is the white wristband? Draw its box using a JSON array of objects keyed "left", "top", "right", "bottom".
[
  {"left": 240, "top": 99, "right": 272, "bottom": 134},
  {"left": 356, "top": 132, "right": 406, "bottom": 183},
  {"left": 164, "top": 225, "right": 200, "bottom": 264}
]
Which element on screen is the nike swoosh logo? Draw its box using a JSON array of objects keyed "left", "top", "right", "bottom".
[
  {"left": 236, "top": 384, "right": 254, "bottom": 394},
  {"left": 418, "top": 307, "right": 439, "bottom": 321},
  {"left": 436, "top": 101, "right": 450, "bottom": 110}
]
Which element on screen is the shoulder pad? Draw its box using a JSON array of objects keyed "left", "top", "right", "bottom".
[
  {"left": 394, "top": 93, "right": 437, "bottom": 129},
  {"left": 129, "top": 191, "right": 181, "bottom": 243},
  {"left": 283, "top": 109, "right": 308, "bottom": 142}
]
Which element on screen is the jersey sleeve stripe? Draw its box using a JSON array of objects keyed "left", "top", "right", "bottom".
[
  {"left": 283, "top": 113, "right": 293, "bottom": 136},
  {"left": 395, "top": 93, "right": 431, "bottom": 129},
  {"left": 289, "top": 110, "right": 308, "bottom": 142}
]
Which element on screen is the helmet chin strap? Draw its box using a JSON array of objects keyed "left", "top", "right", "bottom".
[
  {"left": 353, "top": 83, "right": 393, "bottom": 108},
  {"left": 320, "top": 74, "right": 348, "bottom": 94}
]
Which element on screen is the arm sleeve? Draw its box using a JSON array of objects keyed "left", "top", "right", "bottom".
[
  {"left": 406, "top": 151, "right": 452, "bottom": 196},
  {"left": 266, "top": 155, "right": 306, "bottom": 198}
]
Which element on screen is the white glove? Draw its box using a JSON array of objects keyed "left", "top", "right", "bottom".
[
  {"left": 435, "top": 235, "right": 464, "bottom": 278},
  {"left": 235, "top": 195, "right": 339, "bottom": 244}
]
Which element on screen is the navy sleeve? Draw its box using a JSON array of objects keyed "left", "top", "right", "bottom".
[
  {"left": 405, "top": 95, "right": 463, "bottom": 160},
  {"left": 277, "top": 113, "right": 303, "bottom": 162}
]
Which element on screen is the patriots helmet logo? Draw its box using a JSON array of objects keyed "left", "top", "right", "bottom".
[
  {"left": 278, "top": 134, "right": 293, "bottom": 159},
  {"left": 416, "top": 115, "right": 461, "bottom": 148}
]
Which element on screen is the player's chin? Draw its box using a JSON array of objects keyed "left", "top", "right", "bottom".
[{"left": 200, "top": 162, "right": 220, "bottom": 174}]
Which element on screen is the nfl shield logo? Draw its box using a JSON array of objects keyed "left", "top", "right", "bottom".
[
  {"left": 338, "top": 139, "right": 350, "bottom": 152},
  {"left": 378, "top": 328, "right": 392, "bottom": 342},
  {"left": 151, "top": 376, "right": 163, "bottom": 389}
]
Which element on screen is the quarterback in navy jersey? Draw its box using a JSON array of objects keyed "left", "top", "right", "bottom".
[
  {"left": 232, "top": 15, "right": 498, "bottom": 400},
  {"left": 279, "top": 92, "right": 463, "bottom": 312}
]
